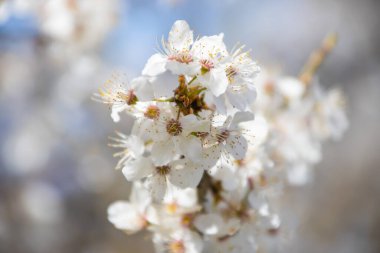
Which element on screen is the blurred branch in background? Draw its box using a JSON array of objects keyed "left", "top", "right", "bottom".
[{"left": 299, "top": 33, "right": 338, "bottom": 86}]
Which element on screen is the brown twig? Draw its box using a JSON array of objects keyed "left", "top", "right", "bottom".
[{"left": 299, "top": 33, "right": 338, "bottom": 86}]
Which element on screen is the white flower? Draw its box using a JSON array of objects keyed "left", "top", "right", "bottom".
[
  {"left": 145, "top": 158, "right": 205, "bottom": 201},
  {"left": 143, "top": 20, "right": 198, "bottom": 77},
  {"left": 192, "top": 34, "right": 229, "bottom": 97},
  {"left": 194, "top": 213, "right": 241, "bottom": 237},
  {"left": 107, "top": 182, "right": 151, "bottom": 234},
  {"left": 276, "top": 77, "right": 305, "bottom": 101},
  {"left": 149, "top": 112, "right": 210, "bottom": 166},
  {"left": 109, "top": 133, "right": 145, "bottom": 171},
  {"left": 153, "top": 229, "right": 203, "bottom": 253},
  {"left": 163, "top": 188, "right": 199, "bottom": 213},
  {"left": 310, "top": 86, "right": 348, "bottom": 140},
  {"left": 98, "top": 19, "right": 348, "bottom": 253},
  {"left": 40, "top": 0, "right": 119, "bottom": 55},
  {"left": 121, "top": 154, "right": 204, "bottom": 201},
  {"left": 149, "top": 70, "right": 180, "bottom": 98},
  {"left": 206, "top": 111, "right": 254, "bottom": 163},
  {"left": 94, "top": 73, "right": 152, "bottom": 122},
  {"left": 213, "top": 46, "right": 260, "bottom": 114}
]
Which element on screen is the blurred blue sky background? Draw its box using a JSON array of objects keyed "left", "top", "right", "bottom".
[{"left": 0, "top": 0, "right": 379, "bottom": 252}]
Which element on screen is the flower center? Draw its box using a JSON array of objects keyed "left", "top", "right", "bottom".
[
  {"left": 217, "top": 129, "right": 230, "bottom": 143},
  {"left": 118, "top": 90, "right": 138, "bottom": 105},
  {"left": 156, "top": 165, "right": 171, "bottom": 176},
  {"left": 169, "top": 241, "right": 185, "bottom": 253},
  {"left": 144, "top": 105, "right": 160, "bottom": 119},
  {"left": 194, "top": 131, "right": 209, "bottom": 139},
  {"left": 235, "top": 159, "right": 245, "bottom": 167},
  {"left": 200, "top": 59, "right": 214, "bottom": 74},
  {"left": 181, "top": 214, "right": 193, "bottom": 227},
  {"left": 169, "top": 52, "right": 193, "bottom": 64},
  {"left": 264, "top": 81, "right": 275, "bottom": 95},
  {"left": 165, "top": 203, "right": 178, "bottom": 214},
  {"left": 226, "top": 65, "right": 238, "bottom": 83},
  {"left": 166, "top": 119, "right": 183, "bottom": 136},
  {"left": 173, "top": 75, "right": 209, "bottom": 116}
]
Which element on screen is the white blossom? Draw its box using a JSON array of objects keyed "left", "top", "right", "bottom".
[
  {"left": 98, "top": 20, "right": 348, "bottom": 253},
  {"left": 107, "top": 182, "right": 151, "bottom": 234}
]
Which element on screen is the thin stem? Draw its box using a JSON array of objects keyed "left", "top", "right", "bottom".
[
  {"left": 299, "top": 33, "right": 338, "bottom": 86},
  {"left": 188, "top": 75, "right": 198, "bottom": 85}
]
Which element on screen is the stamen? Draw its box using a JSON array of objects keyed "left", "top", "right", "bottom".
[
  {"left": 169, "top": 240, "right": 185, "bottom": 253},
  {"left": 126, "top": 90, "right": 138, "bottom": 105},
  {"left": 165, "top": 203, "right": 178, "bottom": 214},
  {"left": 217, "top": 130, "right": 230, "bottom": 143},
  {"left": 168, "top": 52, "right": 193, "bottom": 64},
  {"left": 166, "top": 119, "right": 183, "bottom": 136},
  {"left": 200, "top": 59, "right": 214, "bottom": 74},
  {"left": 156, "top": 165, "right": 171, "bottom": 176},
  {"left": 115, "top": 90, "right": 138, "bottom": 105},
  {"left": 226, "top": 65, "right": 238, "bottom": 83},
  {"left": 181, "top": 214, "right": 193, "bottom": 227},
  {"left": 144, "top": 105, "right": 160, "bottom": 119}
]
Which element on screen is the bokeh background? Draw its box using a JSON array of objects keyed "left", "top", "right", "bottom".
[{"left": 0, "top": 0, "right": 379, "bottom": 252}]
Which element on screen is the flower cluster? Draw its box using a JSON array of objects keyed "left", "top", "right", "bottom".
[
  {"left": 254, "top": 73, "right": 348, "bottom": 185},
  {"left": 39, "top": 0, "right": 119, "bottom": 59},
  {"left": 99, "top": 20, "right": 348, "bottom": 252}
]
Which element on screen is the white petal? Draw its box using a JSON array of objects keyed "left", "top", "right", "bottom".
[
  {"left": 226, "top": 88, "right": 256, "bottom": 111},
  {"left": 107, "top": 201, "right": 145, "bottom": 233},
  {"left": 200, "top": 144, "right": 222, "bottom": 169},
  {"left": 169, "top": 160, "right": 204, "bottom": 188},
  {"left": 142, "top": 53, "right": 167, "bottom": 76},
  {"left": 150, "top": 71, "right": 178, "bottom": 98},
  {"left": 194, "top": 213, "right": 223, "bottom": 235},
  {"left": 277, "top": 77, "right": 305, "bottom": 99},
  {"left": 172, "top": 188, "right": 197, "bottom": 207},
  {"left": 131, "top": 76, "right": 154, "bottom": 101},
  {"left": 239, "top": 114, "right": 268, "bottom": 146},
  {"left": 191, "top": 34, "right": 227, "bottom": 59},
  {"left": 145, "top": 205, "right": 160, "bottom": 225},
  {"left": 287, "top": 163, "right": 310, "bottom": 186},
  {"left": 166, "top": 60, "right": 199, "bottom": 76},
  {"left": 168, "top": 20, "right": 193, "bottom": 50},
  {"left": 225, "top": 135, "right": 248, "bottom": 160},
  {"left": 209, "top": 160, "right": 239, "bottom": 191},
  {"left": 145, "top": 175, "right": 167, "bottom": 201},
  {"left": 111, "top": 104, "right": 127, "bottom": 122},
  {"left": 122, "top": 157, "right": 154, "bottom": 181},
  {"left": 178, "top": 137, "right": 203, "bottom": 162},
  {"left": 208, "top": 67, "right": 229, "bottom": 97},
  {"left": 184, "top": 230, "right": 204, "bottom": 253},
  {"left": 131, "top": 118, "right": 155, "bottom": 142},
  {"left": 129, "top": 182, "right": 151, "bottom": 209},
  {"left": 230, "top": 111, "right": 255, "bottom": 129},
  {"left": 213, "top": 95, "right": 227, "bottom": 115},
  {"left": 151, "top": 140, "right": 177, "bottom": 166},
  {"left": 126, "top": 135, "right": 145, "bottom": 157},
  {"left": 180, "top": 114, "right": 210, "bottom": 135}
]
